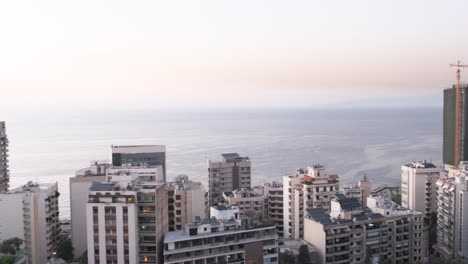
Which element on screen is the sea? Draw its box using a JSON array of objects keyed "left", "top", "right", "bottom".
[{"left": 2, "top": 107, "right": 442, "bottom": 219}]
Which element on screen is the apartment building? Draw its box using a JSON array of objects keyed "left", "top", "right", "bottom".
[
  {"left": 304, "top": 194, "right": 425, "bottom": 264},
  {"left": 340, "top": 185, "right": 364, "bottom": 204},
  {"left": 208, "top": 153, "right": 251, "bottom": 208},
  {"left": 357, "top": 174, "right": 372, "bottom": 206},
  {"left": 283, "top": 165, "right": 340, "bottom": 239},
  {"left": 166, "top": 174, "right": 206, "bottom": 231},
  {"left": 163, "top": 207, "right": 278, "bottom": 264},
  {"left": 222, "top": 188, "right": 267, "bottom": 220},
  {"left": 86, "top": 180, "right": 167, "bottom": 264},
  {"left": 70, "top": 162, "right": 109, "bottom": 257},
  {"left": 0, "top": 182, "right": 60, "bottom": 264},
  {"left": 434, "top": 172, "right": 468, "bottom": 259},
  {"left": 401, "top": 161, "right": 440, "bottom": 221},
  {"left": 0, "top": 121, "right": 9, "bottom": 192},
  {"left": 264, "top": 182, "right": 284, "bottom": 238}
]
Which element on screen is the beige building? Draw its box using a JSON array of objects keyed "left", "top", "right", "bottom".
[
  {"left": 208, "top": 153, "right": 251, "bottom": 208},
  {"left": 166, "top": 174, "right": 206, "bottom": 231},
  {"left": 0, "top": 182, "right": 60, "bottom": 264},
  {"left": 264, "top": 181, "right": 284, "bottom": 237},
  {"left": 70, "top": 162, "right": 109, "bottom": 258},
  {"left": 222, "top": 188, "right": 267, "bottom": 220},
  {"left": 357, "top": 174, "right": 372, "bottom": 206},
  {"left": 434, "top": 171, "right": 468, "bottom": 259},
  {"left": 283, "top": 165, "right": 340, "bottom": 239},
  {"left": 401, "top": 161, "right": 440, "bottom": 221},
  {"left": 0, "top": 121, "right": 9, "bottom": 192},
  {"left": 304, "top": 194, "right": 426, "bottom": 264},
  {"left": 163, "top": 208, "right": 278, "bottom": 264}
]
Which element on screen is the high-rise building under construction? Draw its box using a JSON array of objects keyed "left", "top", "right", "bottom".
[{"left": 443, "top": 84, "right": 468, "bottom": 166}]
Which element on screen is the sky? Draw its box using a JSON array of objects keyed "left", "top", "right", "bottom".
[{"left": 1, "top": 1, "right": 468, "bottom": 109}]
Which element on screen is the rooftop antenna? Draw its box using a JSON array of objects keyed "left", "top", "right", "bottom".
[{"left": 450, "top": 60, "right": 468, "bottom": 166}]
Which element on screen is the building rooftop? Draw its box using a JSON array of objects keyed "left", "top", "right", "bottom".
[
  {"left": 403, "top": 160, "right": 437, "bottom": 169},
  {"left": 221, "top": 153, "right": 240, "bottom": 159},
  {"left": 111, "top": 145, "right": 166, "bottom": 153},
  {"left": 8, "top": 181, "right": 57, "bottom": 194}
]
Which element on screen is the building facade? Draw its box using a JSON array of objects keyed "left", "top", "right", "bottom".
[
  {"left": 0, "top": 121, "right": 9, "bottom": 192},
  {"left": 443, "top": 85, "right": 468, "bottom": 166},
  {"left": 222, "top": 188, "right": 267, "bottom": 220},
  {"left": 434, "top": 172, "right": 468, "bottom": 259},
  {"left": 70, "top": 162, "right": 109, "bottom": 258},
  {"left": 264, "top": 182, "right": 284, "bottom": 238},
  {"left": 208, "top": 153, "right": 251, "bottom": 208},
  {"left": 283, "top": 165, "right": 340, "bottom": 239},
  {"left": 86, "top": 180, "right": 168, "bottom": 264},
  {"left": 166, "top": 175, "right": 206, "bottom": 231},
  {"left": 163, "top": 208, "right": 278, "bottom": 264},
  {"left": 304, "top": 194, "right": 426, "bottom": 264},
  {"left": 401, "top": 161, "right": 440, "bottom": 221},
  {"left": 0, "top": 182, "right": 60, "bottom": 264}
]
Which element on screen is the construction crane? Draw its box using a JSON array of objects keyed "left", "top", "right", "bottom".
[{"left": 450, "top": 60, "right": 468, "bottom": 166}]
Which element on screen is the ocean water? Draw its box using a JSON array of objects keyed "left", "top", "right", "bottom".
[{"left": 2, "top": 108, "right": 442, "bottom": 219}]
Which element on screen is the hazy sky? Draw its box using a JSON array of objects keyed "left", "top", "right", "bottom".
[{"left": 1, "top": 1, "right": 468, "bottom": 109}]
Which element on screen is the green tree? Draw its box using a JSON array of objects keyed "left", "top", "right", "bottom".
[
  {"left": 0, "top": 238, "right": 22, "bottom": 255},
  {"left": 297, "top": 245, "right": 311, "bottom": 264},
  {"left": 56, "top": 240, "right": 74, "bottom": 262},
  {"left": 279, "top": 251, "right": 296, "bottom": 264},
  {"left": 0, "top": 256, "right": 13, "bottom": 264}
]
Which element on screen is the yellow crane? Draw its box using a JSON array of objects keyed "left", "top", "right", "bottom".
[{"left": 450, "top": 61, "right": 468, "bottom": 166}]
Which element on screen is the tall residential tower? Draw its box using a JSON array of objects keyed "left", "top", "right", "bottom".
[
  {"left": 0, "top": 121, "right": 9, "bottom": 192},
  {"left": 208, "top": 153, "right": 251, "bottom": 208},
  {"left": 443, "top": 85, "right": 468, "bottom": 166}
]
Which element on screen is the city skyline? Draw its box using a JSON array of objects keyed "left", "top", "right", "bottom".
[{"left": 1, "top": 1, "right": 468, "bottom": 109}]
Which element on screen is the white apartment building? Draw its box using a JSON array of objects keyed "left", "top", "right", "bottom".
[
  {"left": 401, "top": 161, "right": 440, "bottom": 220},
  {"left": 304, "top": 194, "right": 426, "bottom": 264},
  {"left": 166, "top": 174, "right": 206, "bottom": 231},
  {"left": 283, "top": 165, "right": 340, "bottom": 239},
  {"left": 0, "top": 182, "right": 60, "bottom": 264},
  {"left": 86, "top": 179, "right": 167, "bottom": 264},
  {"left": 222, "top": 188, "right": 267, "bottom": 220},
  {"left": 434, "top": 171, "right": 468, "bottom": 259},
  {"left": 163, "top": 208, "right": 278, "bottom": 264},
  {"left": 0, "top": 121, "right": 9, "bottom": 192},
  {"left": 70, "top": 162, "right": 109, "bottom": 258},
  {"left": 208, "top": 153, "right": 251, "bottom": 208}
]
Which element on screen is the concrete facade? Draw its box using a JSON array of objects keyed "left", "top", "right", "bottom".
[
  {"left": 304, "top": 194, "right": 426, "bottom": 264},
  {"left": 283, "top": 165, "right": 340, "bottom": 239},
  {"left": 163, "top": 218, "right": 278, "bottom": 264},
  {"left": 401, "top": 161, "right": 440, "bottom": 220},
  {"left": 208, "top": 153, "right": 251, "bottom": 208},
  {"left": 70, "top": 162, "right": 109, "bottom": 258},
  {"left": 434, "top": 171, "right": 468, "bottom": 259},
  {"left": 0, "top": 182, "right": 60, "bottom": 264},
  {"left": 166, "top": 175, "right": 206, "bottom": 231}
]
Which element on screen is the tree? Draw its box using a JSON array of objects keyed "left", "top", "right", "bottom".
[
  {"left": 0, "top": 256, "right": 13, "bottom": 264},
  {"left": 0, "top": 238, "right": 22, "bottom": 255},
  {"left": 391, "top": 192, "right": 402, "bottom": 206},
  {"left": 279, "top": 251, "right": 296, "bottom": 264},
  {"left": 56, "top": 240, "right": 74, "bottom": 262},
  {"left": 297, "top": 245, "right": 311, "bottom": 264}
]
